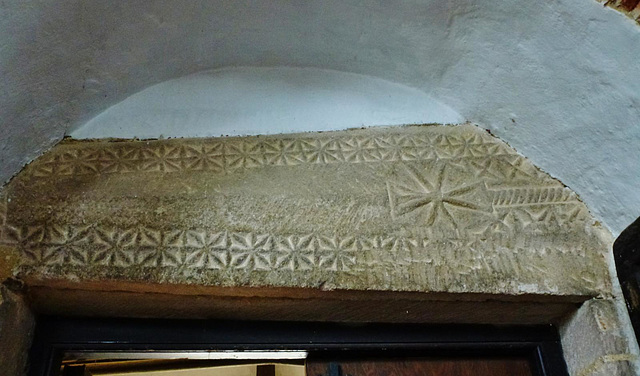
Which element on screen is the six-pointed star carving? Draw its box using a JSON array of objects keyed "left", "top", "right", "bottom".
[{"left": 388, "top": 163, "right": 489, "bottom": 226}]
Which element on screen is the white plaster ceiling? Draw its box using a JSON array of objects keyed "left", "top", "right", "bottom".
[
  {"left": 71, "top": 67, "right": 463, "bottom": 139},
  {"left": 1, "top": 1, "right": 639, "bottom": 235}
]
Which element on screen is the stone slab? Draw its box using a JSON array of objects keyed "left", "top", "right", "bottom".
[
  {"left": 0, "top": 286, "right": 34, "bottom": 376},
  {"left": 561, "top": 298, "right": 640, "bottom": 376},
  {"left": 23, "top": 278, "right": 582, "bottom": 324},
  {"left": 0, "top": 125, "right": 612, "bottom": 297}
]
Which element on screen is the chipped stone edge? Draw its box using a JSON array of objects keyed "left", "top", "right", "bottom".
[
  {"left": 560, "top": 237, "right": 640, "bottom": 375},
  {"left": 598, "top": 0, "right": 640, "bottom": 23},
  {"left": 0, "top": 285, "right": 35, "bottom": 376}
]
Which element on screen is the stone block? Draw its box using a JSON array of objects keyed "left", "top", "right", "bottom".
[
  {"left": 0, "top": 286, "right": 34, "bottom": 376},
  {"left": 561, "top": 298, "right": 640, "bottom": 376},
  {"left": 0, "top": 125, "right": 612, "bottom": 298}
]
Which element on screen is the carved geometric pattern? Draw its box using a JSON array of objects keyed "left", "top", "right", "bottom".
[
  {"left": 316, "top": 235, "right": 357, "bottom": 272},
  {"left": 275, "top": 235, "right": 316, "bottom": 271},
  {"left": 230, "top": 232, "right": 274, "bottom": 270},
  {"left": 3, "top": 125, "right": 610, "bottom": 297},
  {"left": 387, "top": 163, "right": 491, "bottom": 223},
  {"left": 492, "top": 186, "right": 579, "bottom": 207},
  {"left": 385, "top": 163, "right": 584, "bottom": 240},
  {"left": 11, "top": 224, "right": 598, "bottom": 282},
  {"left": 26, "top": 131, "right": 521, "bottom": 178}
]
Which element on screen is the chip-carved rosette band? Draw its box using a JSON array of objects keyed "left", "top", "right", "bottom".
[{"left": 0, "top": 125, "right": 612, "bottom": 298}]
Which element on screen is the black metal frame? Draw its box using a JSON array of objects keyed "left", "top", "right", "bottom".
[
  {"left": 614, "top": 216, "right": 640, "bottom": 341},
  {"left": 29, "top": 316, "right": 569, "bottom": 376}
]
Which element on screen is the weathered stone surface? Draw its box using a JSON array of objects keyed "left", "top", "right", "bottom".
[
  {"left": 24, "top": 279, "right": 582, "bottom": 324},
  {"left": 0, "top": 286, "right": 34, "bottom": 376},
  {"left": 561, "top": 298, "right": 640, "bottom": 376},
  {"left": 598, "top": 0, "right": 640, "bottom": 23},
  {"left": 0, "top": 245, "right": 19, "bottom": 283},
  {"left": 0, "top": 124, "right": 611, "bottom": 297}
]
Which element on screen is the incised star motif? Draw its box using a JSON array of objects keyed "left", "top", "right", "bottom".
[{"left": 388, "top": 163, "right": 490, "bottom": 227}]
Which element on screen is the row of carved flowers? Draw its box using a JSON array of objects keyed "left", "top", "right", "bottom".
[
  {"left": 3, "top": 224, "right": 589, "bottom": 272},
  {"left": 11, "top": 228, "right": 399, "bottom": 271},
  {"left": 28, "top": 134, "right": 514, "bottom": 176}
]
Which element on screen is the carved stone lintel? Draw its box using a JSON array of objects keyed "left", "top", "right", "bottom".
[{"left": 0, "top": 125, "right": 612, "bottom": 297}]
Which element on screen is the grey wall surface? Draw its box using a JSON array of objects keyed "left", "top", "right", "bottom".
[{"left": 1, "top": 1, "right": 639, "bottom": 234}]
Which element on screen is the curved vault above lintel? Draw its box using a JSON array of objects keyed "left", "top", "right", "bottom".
[{"left": 70, "top": 67, "right": 464, "bottom": 139}]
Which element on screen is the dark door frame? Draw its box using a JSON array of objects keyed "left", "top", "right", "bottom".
[{"left": 28, "top": 316, "right": 569, "bottom": 376}]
